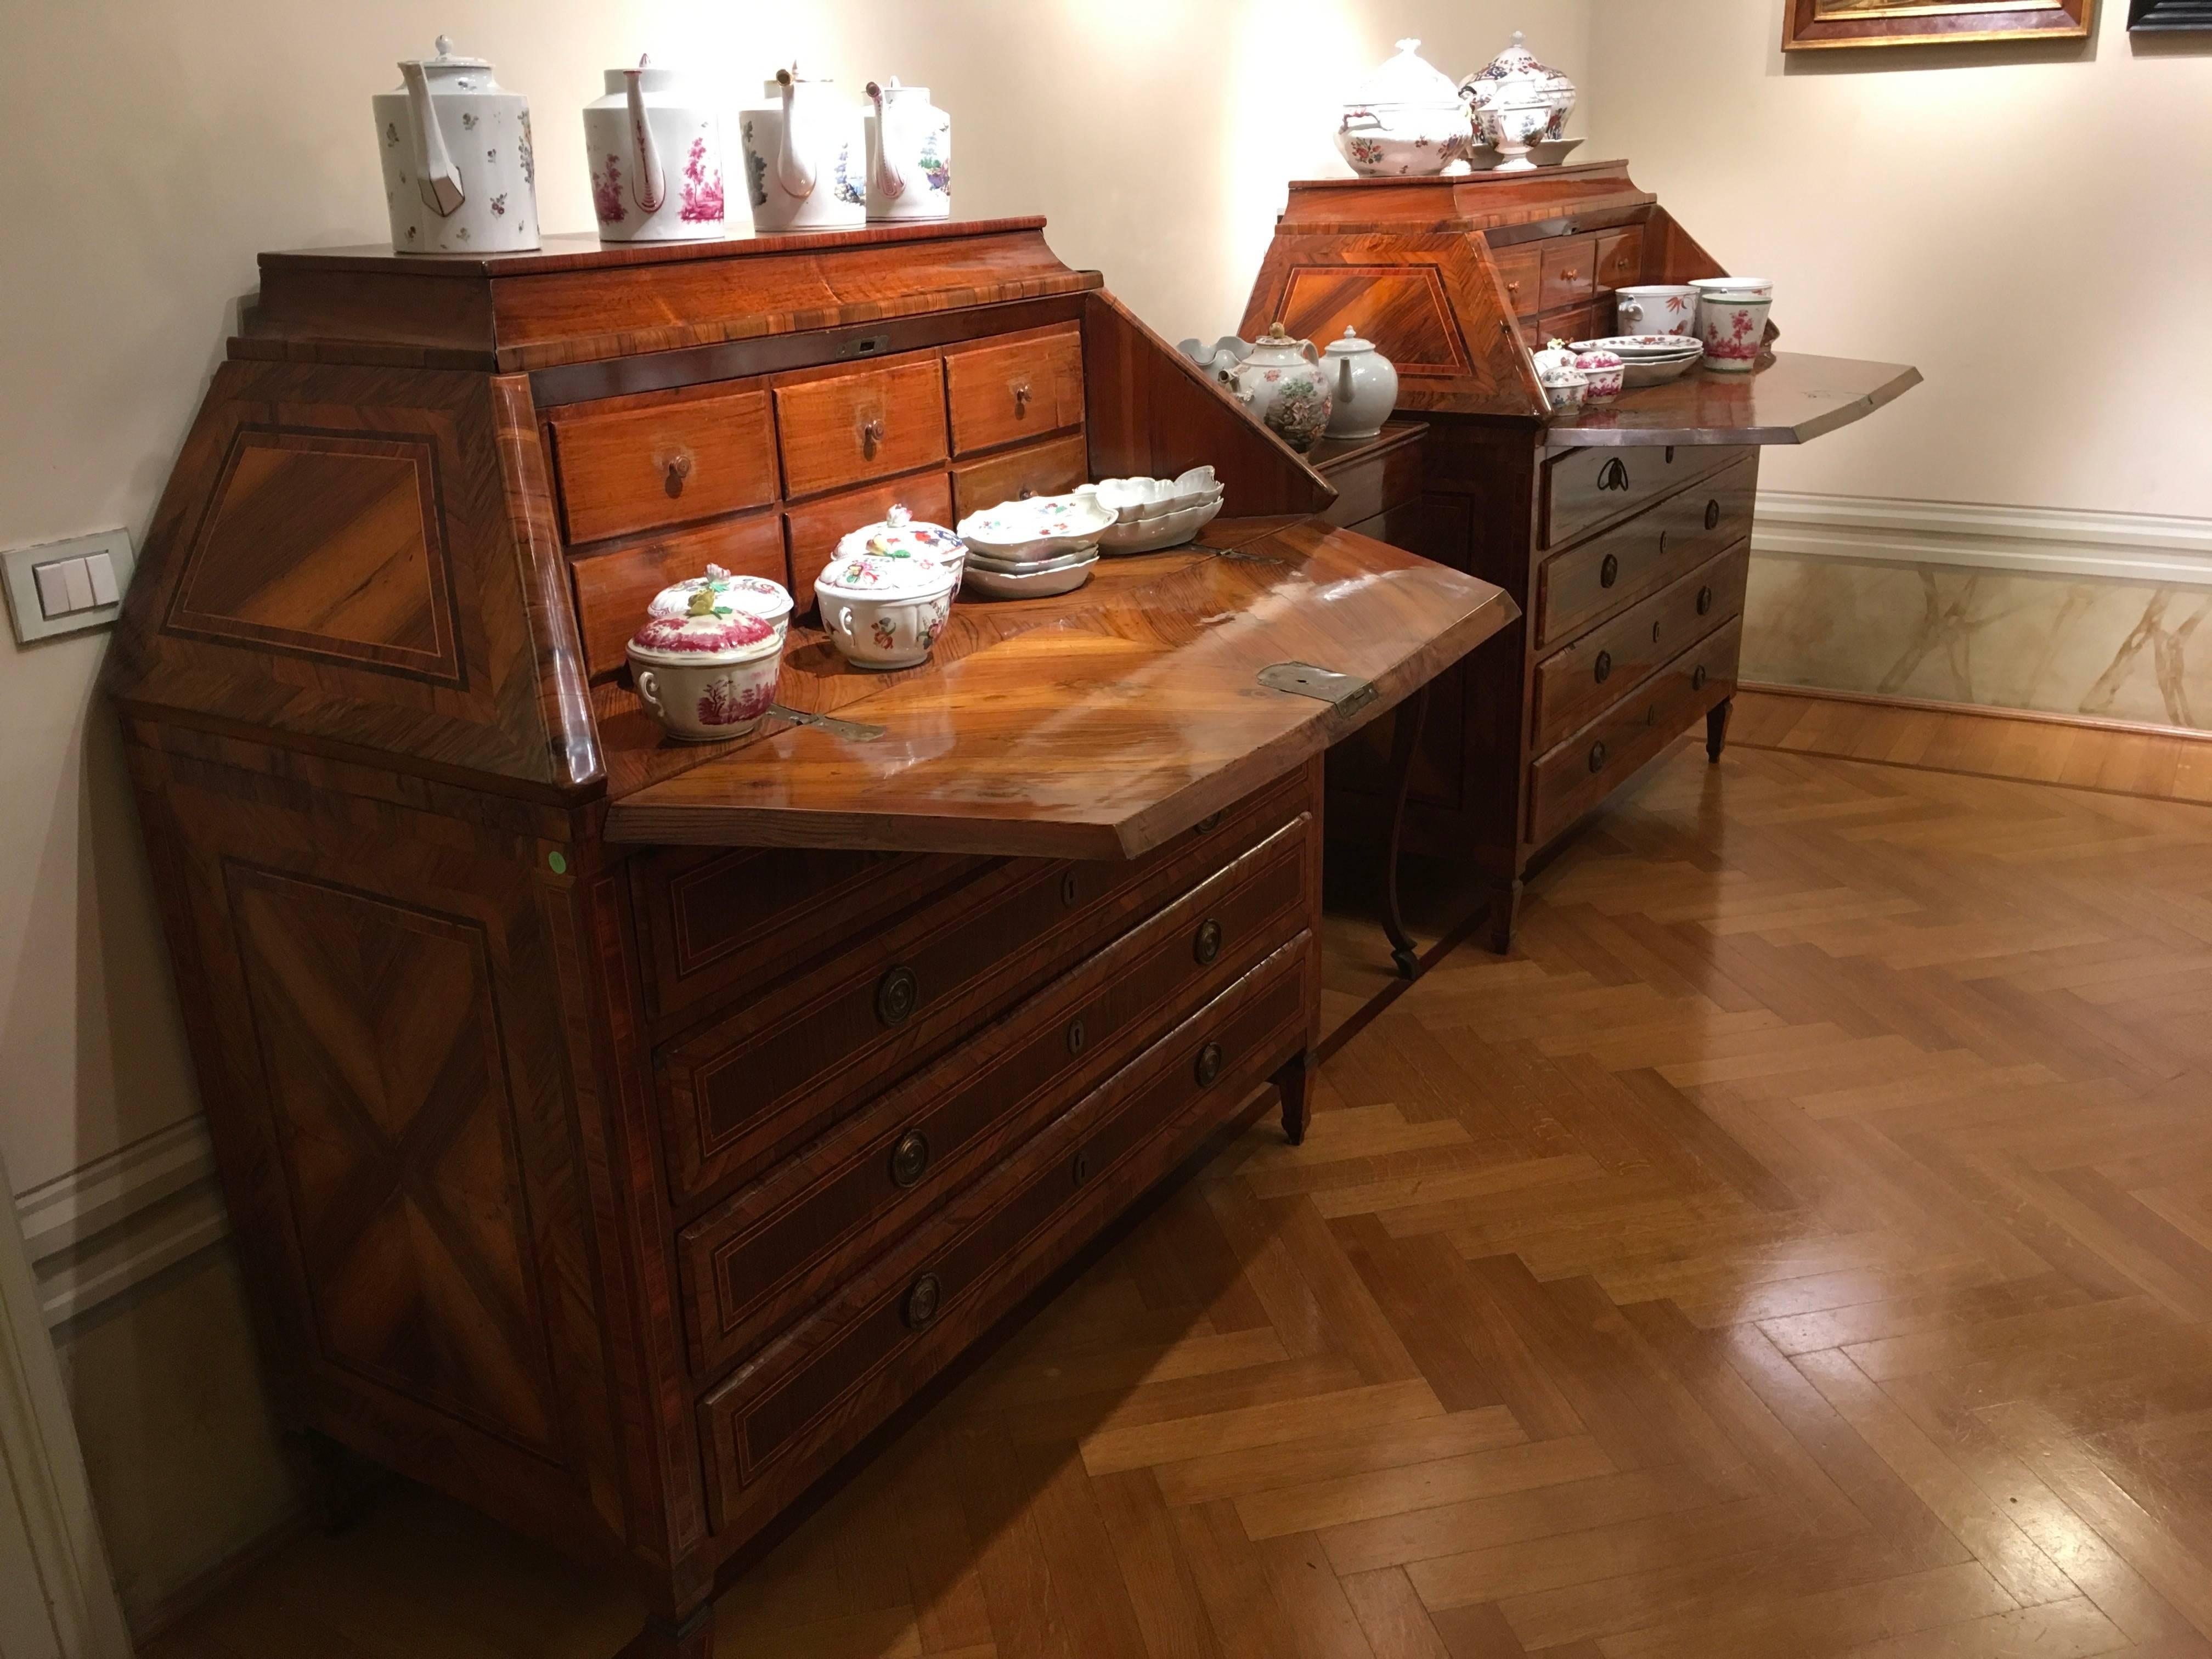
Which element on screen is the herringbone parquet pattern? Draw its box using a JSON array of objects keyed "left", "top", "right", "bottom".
[{"left": 150, "top": 732, "right": 2212, "bottom": 1659}]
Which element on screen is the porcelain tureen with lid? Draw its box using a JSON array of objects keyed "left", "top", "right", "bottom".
[
  {"left": 625, "top": 610, "right": 782, "bottom": 742},
  {"left": 1458, "top": 31, "right": 1577, "bottom": 146},
  {"left": 647, "top": 564, "right": 794, "bottom": 639},
  {"left": 814, "top": 548, "right": 957, "bottom": 670},
  {"left": 1336, "top": 39, "right": 1475, "bottom": 178}
]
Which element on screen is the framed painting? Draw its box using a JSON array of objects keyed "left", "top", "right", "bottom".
[
  {"left": 2127, "top": 0, "right": 2212, "bottom": 29},
  {"left": 1781, "top": 0, "right": 2097, "bottom": 48}
]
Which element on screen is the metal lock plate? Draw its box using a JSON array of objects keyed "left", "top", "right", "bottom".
[{"left": 1257, "top": 662, "right": 1378, "bottom": 718}]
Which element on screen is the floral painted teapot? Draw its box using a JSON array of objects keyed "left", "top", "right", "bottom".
[
  {"left": 738, "top": 65, "right": 866, "bottom": 233},
  {"left": 1227, "top": 322, "right": 1333, "bottom": 453},
  {"left": 863, "top": 79, "right": 951, "bottom": 221},
  {"left": 373, "top": 37, "right": 540, "bottom": 255},
  {"left": 583, "top": 57, "right": 725, "bottom": 242}
]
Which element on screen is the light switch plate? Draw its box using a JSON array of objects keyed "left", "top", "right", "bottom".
[{"left": 4, "top": 529, "right": 137, "bottom": 645}]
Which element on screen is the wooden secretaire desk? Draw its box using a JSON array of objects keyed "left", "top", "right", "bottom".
[{"left": 102, "top": 219, "right": 1510, "bottom": 1656}]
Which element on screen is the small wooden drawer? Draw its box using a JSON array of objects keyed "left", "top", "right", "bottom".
[
  {"left": 654, "top": 768, "right": 1314, "bottom": 1205},
  {"left": 1527, "top": 617, "right": 1741, "bottom": 847},
  {"left": 1492, "top": 247, "right": 1542, "bottom": 318},
  {"left": 1543, "top": 441, "right": 1750, "bottom": 549},
  {"left": 571, "top": 512, "right": 788, "bottom": 680},
  {"left": 1594, "top": 228, "right": 1645, "bottom": 294},
  {"left": 1535, "top": 454, "right": 1755, "bottom": 649},
  {"left": 945, "top": 325, "right": 1084, "bottom": 456},
  {"left": 696, "top": 933, "right": 1313, "bottom": 1521},
  {"left": 949, "top": 432, "right": 1089, "bottom": 522},
  {"left": 785, "top": 470, "right": 953, "bottom": 608},
  {"left": 676, "top": 815, "right": 1312, "bottom": 1376},
  {"left": 1533, "top": 303, "right": 1604, "bottom": 354},
  {"left": 551, "top": 388, "right": 778, "bottom": 546},
  {"left": 1540, "top": 237, "right": 1596, "bottom": 313},
  {"left": 1531, "top": 541, "right": 1748, "bottom": 752},
  {"left": 774, "top": 355, "right": 948, "bottom": 501},
  {"left": 1319, "top": 429, "right": 1427, "bottom": 529}
]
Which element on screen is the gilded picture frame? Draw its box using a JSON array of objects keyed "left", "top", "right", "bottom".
[
  {"left": 2127, "top": 0, "right": 2212, "bottom": 29},
  {"left": 1781, "top": 0, "right": 2097, "bottom": 49}
]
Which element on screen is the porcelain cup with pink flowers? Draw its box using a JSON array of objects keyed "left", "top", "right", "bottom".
[{"left": 1692, "top": 278, "right": 1774, "bottom": 375}]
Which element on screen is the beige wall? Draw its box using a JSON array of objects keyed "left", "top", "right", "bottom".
[{"left": 0, "top": 0, "right": 1590, "bottom": 1621}]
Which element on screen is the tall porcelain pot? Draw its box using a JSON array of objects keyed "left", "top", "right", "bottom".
[
  {"left": 739, "top": 66, "right": 866, "bottom": 233},
  {"left": 1322, "top": 329, "right": 1398, "bottom": 441},
  {"left": 863, "top": 79, "right": 951, "bottom": 221},
  {"left": 1227, "top": 322, "right": 1332, "bottom": 453},
  {"left": 373, "top": 36, "right": 540, "bottom": 255},
  {"left": 583, "top": 57, "right": 725, "bottom": 242}
]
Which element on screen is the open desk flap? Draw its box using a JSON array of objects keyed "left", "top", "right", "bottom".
[
  {"left": 1546, "top": 354, "right": 1922, "bottom": 450},
  {"left": 605, "top": 521, "right": 1517, "bottom": 861}
]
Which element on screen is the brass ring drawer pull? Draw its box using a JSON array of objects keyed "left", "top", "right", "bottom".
[
  {"left": 1589, "top": 740, "right": 1609, "bottom": 774},
  {"left": 888, "top": 1130, "right": 930, "bottom": 1189},
  {"left": 1697, "top": 585, "right": 1715, "bottom": 616},
  {"left": 1693, "top": 664, "right": 1709, "bottom": 692},
  {"left": 1195, "top": 1042, "right": 1224, "bottom": 1087},
  {"left": 1600, "top": 554, "right": 1619, "bottom": 589},
  {"left": 1013, "top": 380, "right": 1033, "bottom": 415},
  {"left": 1705, "top": 498, "right": 1722, "bottom": 531},
  {"left": 1194, "top": 919, "right": 1223, "bottom": 965},
  {"left": 1066, "top": 1017, "right": 1088, "bottom": 1056},
  {"left": 663, "top": 450, "right": 694, "bottom": 494},
  {"left": 1594, "top": 650, "right": 1612, "bottom": 685},
  {"left": 901, "top": 1272, "right": 942, "bottom": 1331},
  {"left": 876, "top": 965, "right": 919, "bottom": 1027},
  {"left": 860, "top": 416, "right": 885, "bottom": 459}
]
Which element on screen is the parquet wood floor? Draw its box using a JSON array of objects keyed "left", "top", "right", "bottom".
[{"left": 143, "top": 730, "right": 2212, "bottom": 1659}]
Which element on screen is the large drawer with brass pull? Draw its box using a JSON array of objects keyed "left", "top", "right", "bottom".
[
  {"left": 674, "top": 813, "right": 1312, "bottom": 1377},
  {"left": 551, "top": 386, "right": 780, "bottom": 546},
  {"left": 1542, "top": 442, "right": 1750, "bottom": 550},
  {"left": 1528, "top": 616, "right": 1742, "bottom": 846},
  {"left": 652, "top": 767, "right": 1314, "bottom": 1205},
  {"left": 774, "top": 352, "right": 949, "bottom": 501},
  {"left": 944, "top": 324, "right": 1084, "bottom": 456},
  {"left": 1534, "top": 453, "right": 1755, "bottom": 650},
  {"left": 696, "top": 933, "right": 1314, "bottom": 1525},
  {"left": 1531, "top": 540, "right": 1748, "bottom": 753}
]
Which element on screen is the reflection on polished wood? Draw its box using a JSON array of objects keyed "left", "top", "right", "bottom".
[
  {"left": 146, "top": 729, "right": 2212, "bottom": 1658},
  {"left": 606, "top": 521, "right": 1517, "bottom": 859},
  {"left": 1546, "top": 353, "right": 1925, "bottom": 448}
]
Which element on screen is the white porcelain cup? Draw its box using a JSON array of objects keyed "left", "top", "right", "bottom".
[
  {"left": 1696, "top": 295, "right": 1773, "bottom": 374},
  {"left": 1613, "top": 285, "right": 1699, "bottom": 338}
]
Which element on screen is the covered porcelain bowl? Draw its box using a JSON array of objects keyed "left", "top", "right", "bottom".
[
  {"left": 1336, "top": 39, "right": 1475, "bottom": 178},
  {"left": 1458, "top": 31, "right": 1577, "bottom": 144},
  {"left": 814, "top": 550, "right": 958, "bottom": 672},
  {"left": 834, "top": 503, "right": 969, "bottom": 589},
  {"left": 647, "top": 563, "right": 794, "bottom": 639},
  {"left": 625, "top": 611, "right": 783, "bottom": 742}
]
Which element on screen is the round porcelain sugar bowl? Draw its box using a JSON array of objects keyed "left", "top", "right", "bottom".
[
  {"left": 626, "top": 611, "right": 783, "bottom": 742},
  {"left": 834, "top": 503, "right": 968, "bottom": 594},
  {"left": 1574, "top": 349, "right": 1625, "bottom": 405},
  {"left": 814, "top": 550, "right": 957, "bottom": 672},
  {"left": 647, "top": 563, "right": 793, "bottom": 640}
]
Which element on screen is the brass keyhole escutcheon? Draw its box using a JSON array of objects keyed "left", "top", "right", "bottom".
[
  {"left": 1600, "top": 554, "right": 1619, "bottom": 589},
  {"left": 1594, "top": 650, "right": 1612, "bottom": 685},
  {"left": 889, "top": 1131, "right": 930, "bottom": 1189},
  {"left": 663, "top": 450, "right": 694, "bottom": 496},
  {"left": 1589, "top": 740, "right": 1609, "bottom": 774},
  {"left": 1705, "top": 498, "right": 1722, "bottom": 531},
  {"left": 902, "top": 1272, "right": 943, "bottom": 1331},
  {"left": 1195, "top": 811, "right": 1222, "bottom": 835},
  {"left": 1697, "top": 585, "right": 1715, "bottom": 616},
  {"left": 1194, "top": 919, "right": 1223, "bottom": 966},
  {"left": 1060, "top": 870, "right": 1081, "bottom": 907},
  {"left": 1066, "top": 1017, "right": 1087, "bottom": 1057},
  {"left": 1693, "top": 664, "right": 1708, "bottom": 691},
  {"left": 1195, "top": 1042, "right": 1224, "bottom": 1087},
  {"left": 876, "top": 965, "right": 919, "bottom": 1027},
  {"left": 1071, "top": 1148, "right": 1093, "bottom": 1187}
]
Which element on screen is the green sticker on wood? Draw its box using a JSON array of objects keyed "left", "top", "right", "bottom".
[{"left": 548, "top": 851, "right": 568, "bottom": 874}]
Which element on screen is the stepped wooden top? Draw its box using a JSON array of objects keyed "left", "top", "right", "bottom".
[{"left": 605, "top": 518, "right": 1517, "bottom": 860}]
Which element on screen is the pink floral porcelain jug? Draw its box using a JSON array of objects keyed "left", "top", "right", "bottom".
[{"left": 582, "top": 57, "right": 725, "bottom": 242}]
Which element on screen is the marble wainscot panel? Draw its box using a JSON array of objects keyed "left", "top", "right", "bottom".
[{"left": 1744, "top": 552, "right": 2212, "bottom": 731}]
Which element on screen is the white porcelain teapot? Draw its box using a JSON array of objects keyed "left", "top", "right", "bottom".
[
  {"left": 583, "top": 57, "right": 725, "bottom": 242},
  {"left": 373, "top": 36, "right": 540, "bottom": 255},
  {"left": 863, "top": 79, "right": 951, "bottom": 222},
  {"left": 1227, "top": 322, "right": 1333, "bottom": 453},
  {"left": 738, "top": 65, "right": 866, "bottom": 234}
]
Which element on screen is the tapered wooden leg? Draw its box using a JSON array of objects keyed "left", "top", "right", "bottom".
[
  {"left": 1486, "top": 879, "right": 1523, "bottom": 956},
  {"left": 1275, "top": 1049, "right": 1313, "bottom": 1146},
  {"left": 1706, "top": 696, "right": 1734, "bottom": 764},
  {"left": 623, "top": 1602, "right": 715, "bottom": 1659},
  {"left": 1380, "top": 686, "right": 1430, "bottom": 979}
]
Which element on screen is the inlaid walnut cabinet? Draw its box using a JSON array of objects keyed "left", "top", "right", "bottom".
[
  {"left": 101, "top": 218, "right": 1511, "bottom": 1657},
  {"left": 1242, "top": 162, "right": 1918, "bottom": 946}
]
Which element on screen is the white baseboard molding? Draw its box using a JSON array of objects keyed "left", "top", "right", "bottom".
[
  {"left": 13, "top": 1120, "right": 230, "bottom": 1330},
  {"left": 1753, "top": 492, "right": 2212, "bottom": 588}
]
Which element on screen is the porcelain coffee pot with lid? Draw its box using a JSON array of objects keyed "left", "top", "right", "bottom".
[
  {"left": 373, "top": 36, "right": 541, "bottom": 255},
  {"left": 738, "top": 64, "right": 866, "bottom": 233},
  {"left": 583, "top": 55, "right": 725, "bottom": 242},
  {"left": 863, "top": 78, "right": 952, "bottom": 222}
]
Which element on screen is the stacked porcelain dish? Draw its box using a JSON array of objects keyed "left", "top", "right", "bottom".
[
  {"left": 1571, "top": 334, "right": 1705, "bottom": 388},
  {"left": 955, "top": 493, "right": 1116, "bottom": 599},
  {"left": 1081, "top": 468, "right": 1224, "bottom": 556}
]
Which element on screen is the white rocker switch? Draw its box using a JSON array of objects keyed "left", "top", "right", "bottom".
[{"left": 4, "top": 531, "right": 137, "bottom": 645}]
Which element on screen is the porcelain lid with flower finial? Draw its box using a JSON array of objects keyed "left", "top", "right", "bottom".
[
  {"left": 1345, "top": 39, "right": 1463, "bottom": 111},
  {"left": 834, "top": 503, "right": 966, "bottom": 565},
  {"left": 647, "top": 564, "right": 794, "bottom": 629},
  {"left": 627, "top": 610, "right": 780, "bottom": 664},
  {"left": 815, "top": 549, "right": 958, "bottom": 599}
]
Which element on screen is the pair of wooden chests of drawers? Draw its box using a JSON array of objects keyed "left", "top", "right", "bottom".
[
  {"left": 628, "top": 766, "right": 1319, "bottom": 1535},
  {"left": 548, "top": 322, "right": 1089, "bottom": 681}
]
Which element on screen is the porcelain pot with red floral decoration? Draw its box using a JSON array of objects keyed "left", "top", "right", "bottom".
[
  {"left": 814, "top": 550, "right": 957, "bottom": 671},
  {"left": 627, "top": 611, "right": 783, "bottom": 742},
  {"left": 835, "top": 503, "right": 968, "bottom": 593},
  {"left": 583, "top": 57, "right": 725, "bottom": 242},
  {"left": 647, "top": 563, "right": 793, "bottom": 640}
]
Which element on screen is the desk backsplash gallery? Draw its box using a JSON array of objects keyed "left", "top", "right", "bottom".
[{"left": 1745, "top": 493, "right": 2212, "bottom": 733}]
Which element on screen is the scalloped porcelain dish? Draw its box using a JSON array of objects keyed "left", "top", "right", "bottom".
[
  {"left": 957, "top": 493, "right": 1116, "bottom": 560},
  {"left": 963, "top": 546, "right": 1096, "bottom": 577},
  {"left": 1573, "top": 335, "right": 1705, "bottom": 359},
  {"left": 961, "top": 551, "right": 1098, "bottom": 600},
  {"left": 1096, "top": 496, "right": 1224, "bottom": 556},
  {"left": 1082, "top": 467, "right": 1223, "bottom": 524}
]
